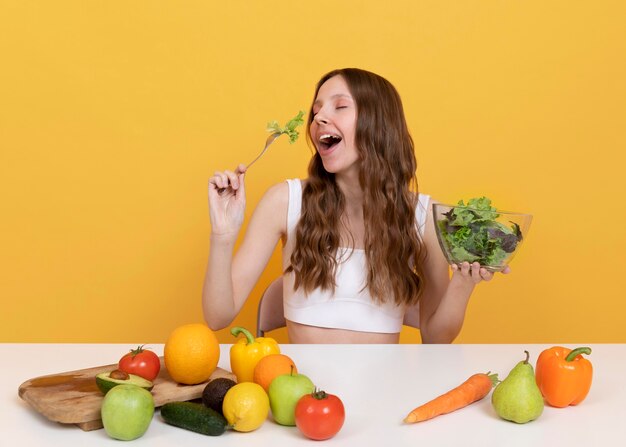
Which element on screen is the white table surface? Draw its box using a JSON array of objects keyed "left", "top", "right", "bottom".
[{"left": 3, "top": 343, "right": 624, "bottom": 446}]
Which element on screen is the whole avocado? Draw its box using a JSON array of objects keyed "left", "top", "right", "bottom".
[{"left": 202, "top": 378, "right": 237, "bottom": 414}]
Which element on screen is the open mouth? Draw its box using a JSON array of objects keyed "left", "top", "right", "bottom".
[{"left": 318, "top": 134, "right": 343, "bottom": 151}]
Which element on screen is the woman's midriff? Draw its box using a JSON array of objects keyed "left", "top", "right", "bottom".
[{"left": 286, "top": 320, "right": 400, "bottom": 344}]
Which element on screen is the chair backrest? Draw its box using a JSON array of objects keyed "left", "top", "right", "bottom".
[
  {"left": 256, "top": 277, "right": 286, "bottom": 337},
  {"left": 256, "top": 276, "right": 420, "bottom": 337}
]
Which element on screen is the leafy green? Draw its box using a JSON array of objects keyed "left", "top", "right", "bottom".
[
  {"left": 266, "top": 110, "right": 305, "bottom": 143},
  {"left": 437, "top": 197, "right": 524, "bottom": 267}
]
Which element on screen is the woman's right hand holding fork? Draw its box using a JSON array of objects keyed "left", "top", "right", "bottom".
[{"left": 208, "top": 163, "right": 247, "bottom": 238}]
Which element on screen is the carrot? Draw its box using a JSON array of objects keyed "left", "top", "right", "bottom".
[{"left": 403, "top": 372, "right": 499, "bottom": 423}]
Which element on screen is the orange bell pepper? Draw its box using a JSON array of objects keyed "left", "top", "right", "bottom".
[{"left": 535, "top": 346, "right": 593, "bottom": 408}]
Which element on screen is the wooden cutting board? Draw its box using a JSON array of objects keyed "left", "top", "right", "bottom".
[{"left": 18, "top": 358, "right": 236, "bottom": 431}]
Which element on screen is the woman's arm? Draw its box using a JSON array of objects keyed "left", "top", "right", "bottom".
[
  {"left": 418, "top": 201, "right": 502, "bottom": 343},
  {"left": 202, "top": 177, "right": 288, "bottom": 330}
]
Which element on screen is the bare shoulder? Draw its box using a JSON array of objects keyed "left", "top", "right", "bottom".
[
  {"left": 260, "top": 181, "right": 289, "bottom": 205},
  {"left": 253, "top": 181, "right": 290, "bottom": 236}
]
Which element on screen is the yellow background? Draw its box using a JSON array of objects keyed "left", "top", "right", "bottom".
[{"left": 1, "top": 1, "right": 625, "bottom": 344}]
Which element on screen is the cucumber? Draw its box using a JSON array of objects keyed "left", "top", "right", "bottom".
[{"left": 160, "top": 401, "right": 228, "bottom": 436}]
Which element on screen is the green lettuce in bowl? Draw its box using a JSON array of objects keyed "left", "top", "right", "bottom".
[{"left": 433, "top": 197, "right": 532, "bottom": 272}]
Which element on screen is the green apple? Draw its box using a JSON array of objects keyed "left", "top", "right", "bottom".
[
  {"left": 268, "top": 370, "right": 315, "bottom": 426},
  {"left": 101, "top": 384, "right": 154, "bottom": 440}
]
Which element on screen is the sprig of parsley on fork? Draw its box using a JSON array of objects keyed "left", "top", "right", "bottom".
[{"left": 266, "top": 110, "right": 305, "bottom": 143}]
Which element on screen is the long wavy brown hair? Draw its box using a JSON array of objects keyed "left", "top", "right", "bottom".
[{"left": 287, "top": 68, "right": 427, "bottom": 307}]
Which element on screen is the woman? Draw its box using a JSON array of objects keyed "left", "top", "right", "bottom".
[{"left": 203, "top": 68, "right": 506, "bottom": 343}]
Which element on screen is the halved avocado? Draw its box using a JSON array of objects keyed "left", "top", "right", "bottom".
[{"left": 95, "top": 370, "right": 154, "bottom": 395}]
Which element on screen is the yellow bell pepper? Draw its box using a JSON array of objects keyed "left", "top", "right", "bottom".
[{"left": 229, "top": 326, "right": 280, "bottom": 383}]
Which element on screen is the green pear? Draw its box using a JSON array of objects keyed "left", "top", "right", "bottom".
[{"left": 492, "top": 350, "right": 544, "bottom": 423}]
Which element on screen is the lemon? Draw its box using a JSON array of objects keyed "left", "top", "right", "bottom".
[{"left": 222, "top": 382, "right": 269, "bottom": 432}]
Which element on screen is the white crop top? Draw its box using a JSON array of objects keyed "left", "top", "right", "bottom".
[{"left": 282, "top": 179, "right": 430, "bottom": 334}]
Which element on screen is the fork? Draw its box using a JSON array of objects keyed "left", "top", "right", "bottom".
[
  {"left": 246, "top": 132, "right": 281, "bottom": 169},
  {"left": 216, "top": 132, "right": 281, "bottom": 194}
]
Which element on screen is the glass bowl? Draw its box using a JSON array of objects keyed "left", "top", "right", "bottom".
[{"left": 433, "top": 201, "right": 532, "bottom": 272}]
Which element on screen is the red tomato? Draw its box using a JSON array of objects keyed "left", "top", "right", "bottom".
[
  {"left": 118, "top": 345, "right": 161, "bottom": 381},
  {"left": 295, "top": 390, "right": 345, "bottom": 440}
]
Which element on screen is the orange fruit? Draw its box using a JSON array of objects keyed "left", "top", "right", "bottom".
[
  {"left": 253, "top": 354, "right": 297, "bottom": 392},
  {"left": 164, "top": 323, "right": 220, "bottom": 385}
]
